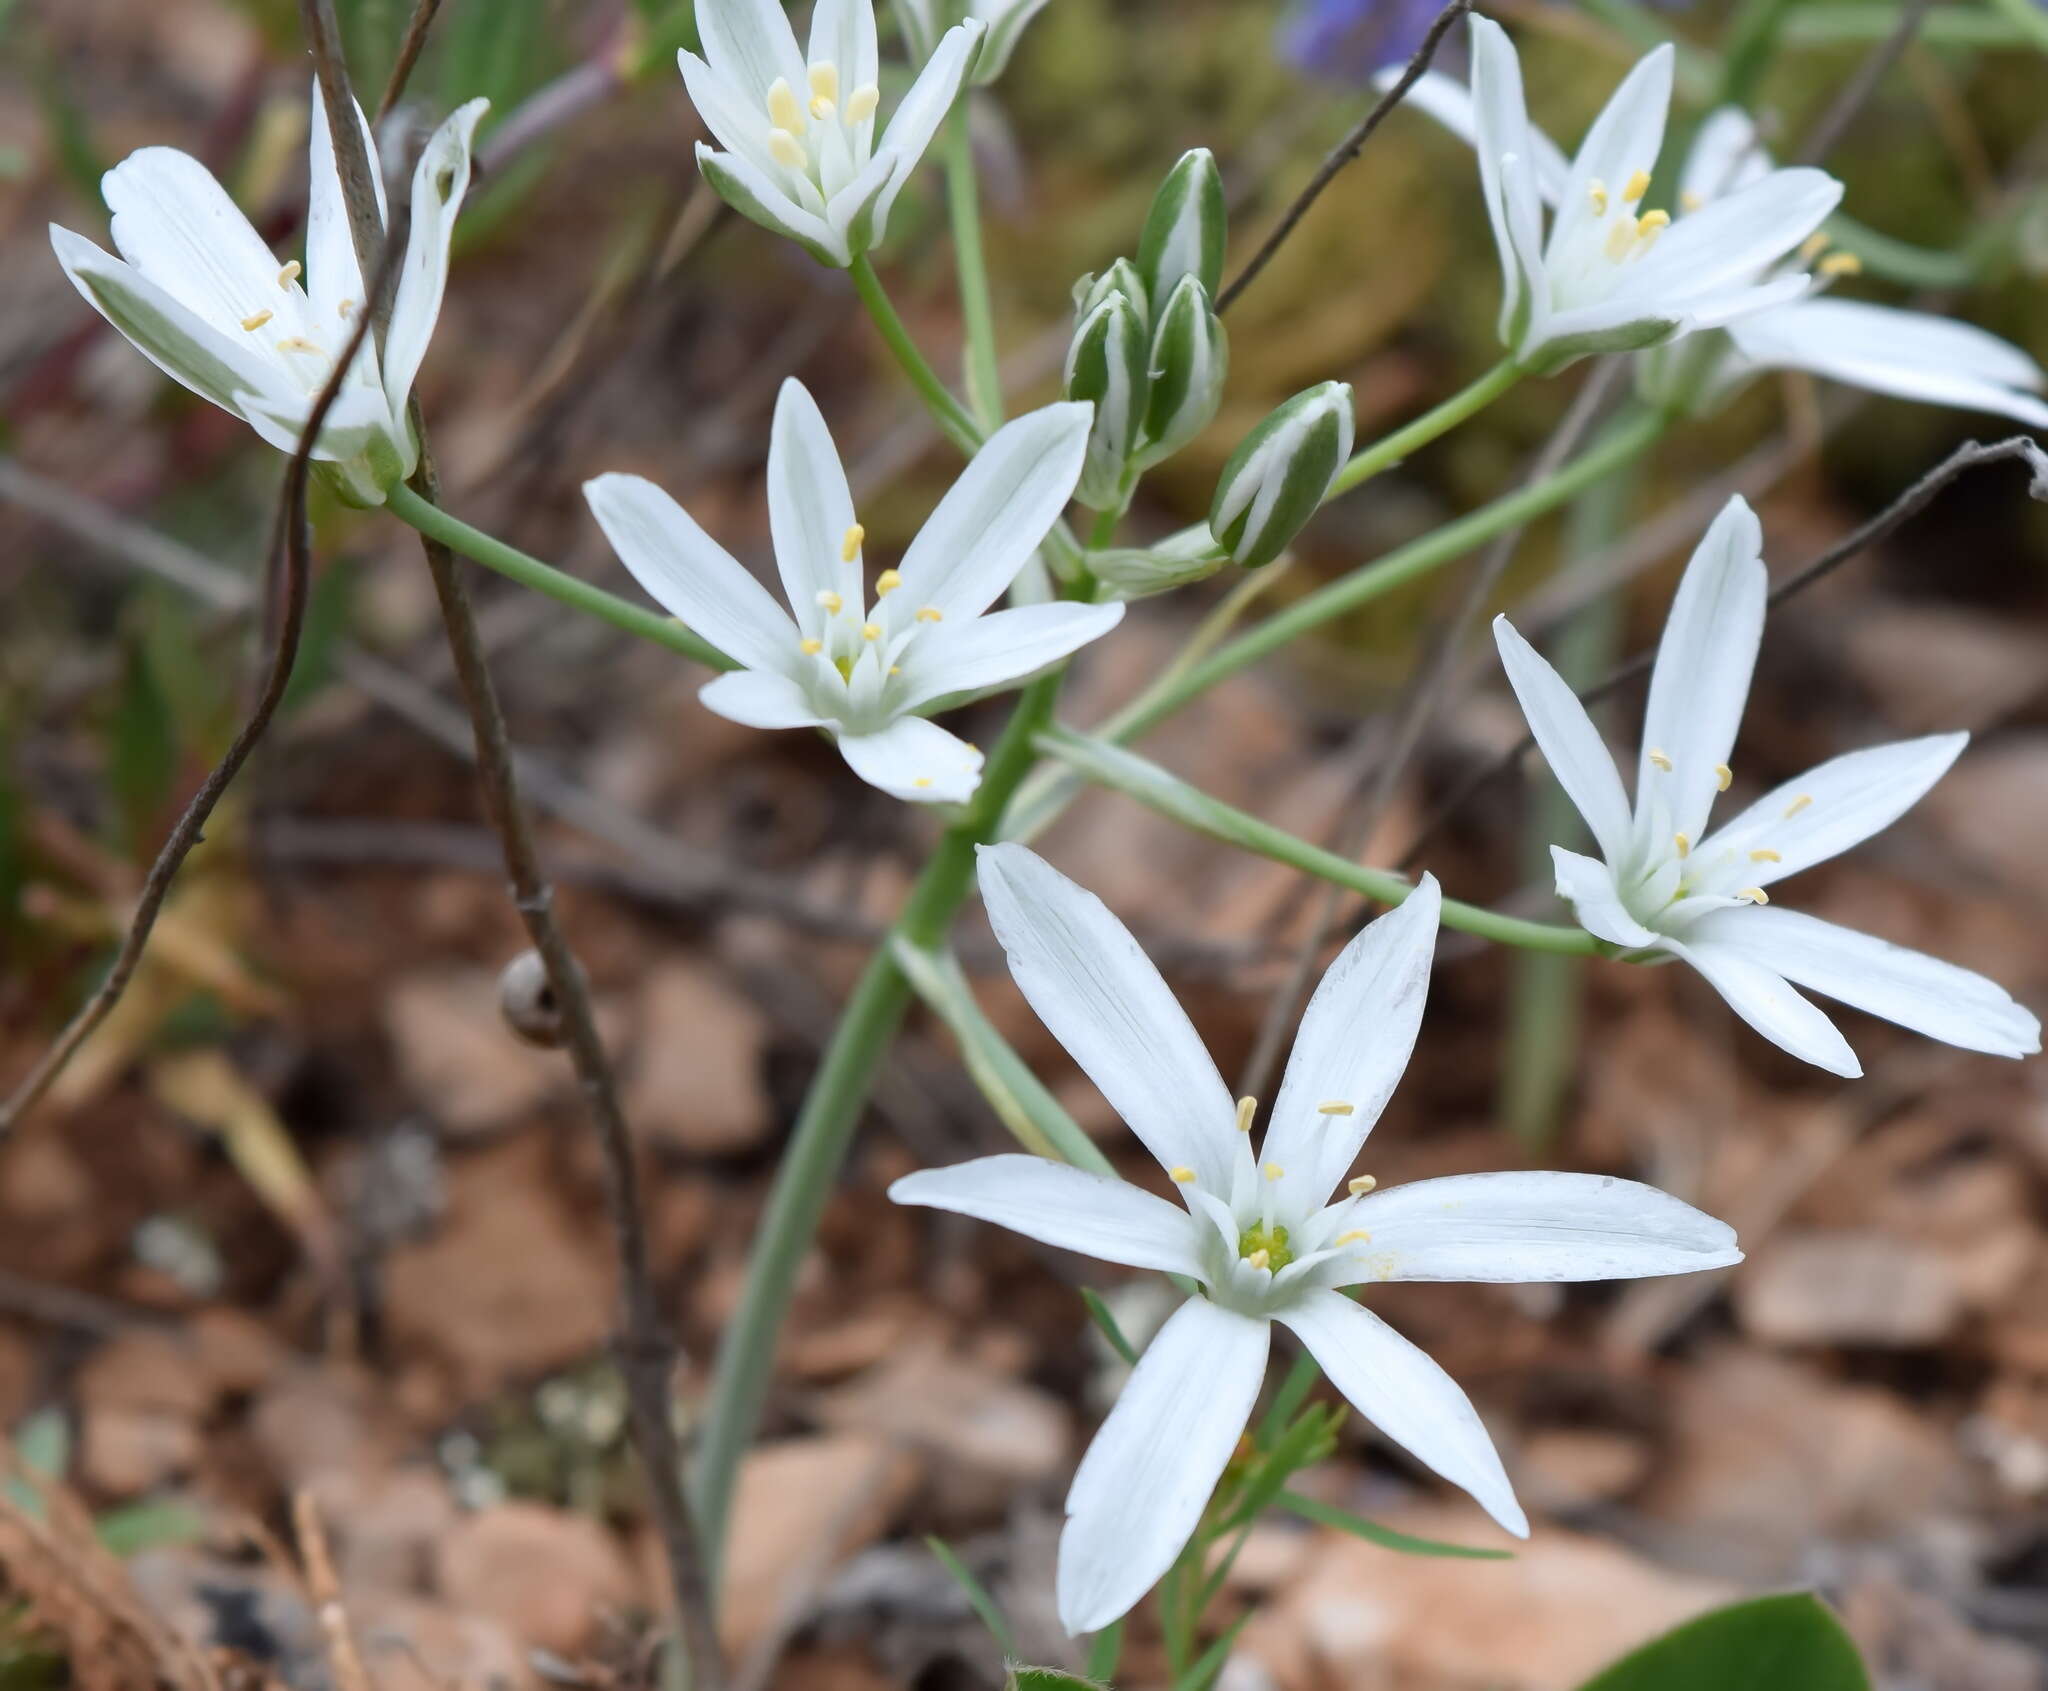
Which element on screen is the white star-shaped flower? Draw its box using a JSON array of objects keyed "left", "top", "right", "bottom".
[
  {"left": 585, "top": 382, "right": 1119, "bottom": 803},
  {"left": 1409, "top": 18, "right": 1840, "bottom": 372},
  {"left": 1495, "top": 496, "right": 2041, "bottom": 1076},
  {"left": 892, "top": 843, "right": 1743, "bottom": 1634},
  {"left": 681, "top": 0, "right": 982, "bottom": 267},
  {"left": 50, "top": 90, "right": 487, "bottom": 506}
]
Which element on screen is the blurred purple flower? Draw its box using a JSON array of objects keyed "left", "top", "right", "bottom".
[{"left": 1280, "top": 0, "right": 1455, "bottom": 80}]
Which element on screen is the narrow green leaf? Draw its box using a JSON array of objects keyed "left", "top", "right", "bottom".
[
  {"left": 94, "top": 1497, "right": 208, "bottom": 1558},
  {"left": 1009, "top": 1671, "right": 1107, "bottom": 1691},
  {"left": 892, "top": 938, "right": 1114, "bottom": 1175},
  {"left": 1084, "top": 1619, "right": 1124, "bottom": 1684},
  {"left": 105, "top": 638, "right": 177, "bottom": 861},
  {"left": 1170, "top": 1612, "right": 1249, "bottom": 1691},
  {"left": 927, "top": 1535, "right": 1017, "bottom": 1656},
  {"left": 1080, "top": 1288, "right": 1138, "bottom": 1367},
  {"left": 1574, "top": 1593, "right": 1870, "bottom": 1691},
  {"left": 1276, "top": 1489, "right": 1514, "bottom": 1560}
]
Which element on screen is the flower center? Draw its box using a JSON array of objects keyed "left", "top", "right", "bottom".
[
  {"left": 1238, "top": 1221, "right": 1292, "bottom": 1273},
  {"left": 1588, "top": 166, "right": 1669, "bottom": 266},
  {"left": 762, "top": 60, "right": 882, "bottom": 182}
]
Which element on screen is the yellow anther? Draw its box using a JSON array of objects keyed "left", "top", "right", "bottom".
[
  {"left": 915, "top": 605, "right": 944, "bottom": 623},
  {"left": 275, "top": 336, "right": 322, "bottom": 355},
  {"left": 277, "top": 260, "right": 302, "bottom": 287},
  {"left": 874, "top": 567, "right": 902, "bottom": 596},
  {"left": 337, "top": 297, "right": 357, "bottom": 319},
  {"left": 1246, "top": 1248, "right": 1271, "bottom": 1271},
  {"left": 1334, "top": 1229, "right": 1373, "bottom": 1246},
  {"left": 1819, "top": 251, "right": 1863, "bottom": 278},
  {"left": 1680, "top": 189, "right": 1704, "bottom": 213},
  {"left": 1263, "top": 1163, "right": 1284, "bottom": 1182},
  {"left": 767, "top": 127, "right": 808, "bottom": 169},
  {"left": 841, "top": 523, "right": 866, "bottom": 562},
  {"left": 1169, "top": 1165, "right": 1196, "bottom": 1184},
  {"left": 1798, "top": 232, "right": 1831, "bottom": 262},
  {"left": 888, "top": 664, "right": 902, "bottom": 675},
  {"left": 1235, "top": 1096, "right": 1256, "bottom": 1134},
  {"left": 1316, "top": 1101, "right": 1354, "bottom": 1117},
  {"left": 1784, "top": 793, "right": 1814, "bottom": 818},
  {"left": 800, "top": 637, "right": 823, "bottom": 656},
  {"left": 817, "top": 590, "right": 844, "bottom": 614},
  {"left": 1605, "top": 219, "right": 1637, "bottom": 262},
  {"left": 810, "top": 93, "right": 837, "bottom": 120},
  {"left": 767, "top": 77, "right": 805, "bottom": 132},
  {"left": 1674, "top": 832, "right": 1691, "bottom": 858},
  {"left": 1739, "top": 886, "right": 1770, "bottom": 904},
  {"left": 1635, "top": 209, "right": 1670, "bottom": 241},
  {"left": 239, "top": 309, "right": 274, "bottom": 332},
  {"left": 808, "top": 62, "right": 840, "bottom": 104},
  {"left": 1622, "top": 169, "right": 1652, "bottom": 203},
  {"left": 1347, "top": 1175, "right": 1377, "bottom": 1197},
  {"left": 1588, "top": 179, "right": 1609, "bottom": 215},
  {"left": 861, "top": 621, "right": 882, "bottom": 641},
  {"left": 1749, "top": 848, "right": 1782, "bottom": 863},
  {"left": 1647, "top": 747, "right": 1674, "bottom": 772},
  {"left": 1714, "top": 763, "right": 1733, "bottom": 792},
  {"left": 913, "top": 777, "right": 933, "bottom": 789},
  {"left": 845, "top": 83, "right": 881, "bottom": 124}
]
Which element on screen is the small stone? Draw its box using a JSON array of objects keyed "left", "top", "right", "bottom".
[{"left": 624, "top": 961, "right": 774, "bottom": 1155}]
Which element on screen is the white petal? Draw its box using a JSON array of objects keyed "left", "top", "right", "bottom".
[
  {"left": 1059, "top": 1296, "right": 1269, "bottom": 1635},
  {"left": 1629, "top": 168, "right": 1842, "bottom": 304},
  {"left": 695, "top": 142, "right": 849, "bottom": 266},
  {"left": 870, "top": 19, "right": 982, "bottom": 235},
  {"left": 101, "top": 147, "right": 285, "bottom": 327},
  {"left": 1696, "top": 732, "right": 1966, "bottom": 885},
  {"left": 1278, "top": 1289, "right": 1528, "bottom": 1538},
  {"left": 1637, "top": 496, "right": 1766, "bottom": 842},
  {"left": 892, "top": 601, "right": 1124, "bottom": 713},
  {"left": 1372, "top": 66, "right": 1570, "bottom": 203},
  {"left": 1662, "top": 935, "right": 1861, "bottom": 1076},
  {"left": 679, "top": 49, "right": 780, "bottom": 176},
  {"left": 889, "top": 1155, "right": 1208, "bottom": 1277},
  {"left": 697, "top": 669, "right": 825, "bottom": 730},
  {"left": 583, "top": 472, "right": 798, "bottom": 673},
  {"left": 1493, "top": 615, "right": 1633, "bottom": 865},
  {"left": 1338, "top": 1171, "right": 1742, "bottom": 1283},
  {"left": 1467, "top": 17, "right": 1545, "bottom": 347},
  {"left": 1552, "top": 846, "right": 1658, "bottom": 949},
  {"left": 893, "top": 402, "right": 1091, "bottom": 622},
  {"left": 51, "top": 226, "right": 294, "bottom": 421},
  {"left": 975, "top": 843, "right": 1243, "bottom": 1192},
  {"left": 1686, "top": 906, "right": 2040, "bottom": 1060},
  {"left": 1261, "top": 879, "right": 1439, "bottom": 1211},
  {"left": 808, "top": 0, "right": 880, "bottom": 97},
  {"left": 696, "top": 0, "right": 807, "bottom": 99},
  {"left": 1728, "top": 299, "right": 2048, "bottom": 427},
  {"left": 383, "top": 98, "right": 487, "bottom": 419},
  {"left": 837, "top": 714, "right": 983, "bottom": 801},
  {"left": 1548, "top": 44, "right": 1673, "bottom": 272},
  {"left": 1682, "top": 107, "right": 1772, "bottom": 203},
  {"left": 305, "top": 86, "right": 387, "bottom": 333},
  {"left": 766, "top": 379, "right": 862, "bottom": 622}
]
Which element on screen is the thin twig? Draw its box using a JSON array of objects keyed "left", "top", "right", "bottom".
[
  {"left": 294, "top": 1492, "right": 375, "bottom": 1691},
  {"left": 1235, "top": 361, "right": 1622, "bottom": 1097},
  {"left": 1217, "top": 0, "right": 1473, "bottom": 313},
  {"left": 1399, "top": 432, "right": 2048, "bottom": 865},
  {"left": 375, "top": 0, "right": 446, "bottom": 121},
  {"left": 0, "top": 228, "right": 397, "bottom": 1136},
  {"left": 298, "top": 6, "right": 725, "bottom": 1679}
]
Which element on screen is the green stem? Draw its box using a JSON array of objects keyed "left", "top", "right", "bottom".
[
  {"left": 689, "top": 670, "right": 1063, "bottom": 1568},
  {"left": 1328, "top": 357, "right": 1522, "bottom": 500},
  {"left": 1108, "top": 406, "right": 1668, "bottom": 748},
  {"left": 1036, "top": 728, "right": 1598, "bottom": 955},
  {"left": 384, "top": 482, "right": 734, "bottom": 671},
  {"left": 944, "top": 101, "right": 1003, "bottom": 435},
  {"left": 1786, "top": 2, "right": 2045, "bottom": 45},
  {"left": 1980, "top": 0, "right": 2048, "bottom": 54},
  {"left": 849, "top": 254, "right": 983, "bottom": 455}
]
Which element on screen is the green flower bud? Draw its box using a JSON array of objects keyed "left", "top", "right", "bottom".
[
  {"left": 1064, "top": 294, "right": 1150, "bottom": 509},
  {"left": 1208, "top": 382, "right": 1355, "bottom": 569},
  {"left": 1073, "top": 256, "right": 1148, "bottom": 327},
  {"left": 1137, "top": 148, "right": 1225, "bottom": 312},
  {"left": 1089, "top": 528, "right": 1230, "bottom": 601},
  {"left": 1137, "top": 274, "right": 1228, "bottom": 467}
]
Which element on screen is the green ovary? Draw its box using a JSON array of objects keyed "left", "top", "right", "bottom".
[{"left": 1239, "top": 1222, "right": 1293, "bottom": 1271}]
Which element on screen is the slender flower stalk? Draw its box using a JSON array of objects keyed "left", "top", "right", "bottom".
[
  {"left": 51, "top": 90, "right": 487, "bottom": 505},
  {"left": 1495, "top": 496, "right": 2041, "bottom": 1075},
  {"left": 681, "top": 0, "right": 983, "bottom": 266},
  {"left": 894, "top": 844, "right": 1743, "bottom": 1634},
  {"left": 584, "top": 380, "right": 1119, "bottom": 802}
]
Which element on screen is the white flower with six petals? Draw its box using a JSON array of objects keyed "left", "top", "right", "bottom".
[
  {"left": 892, "top": 843, "right": 1744, "bottom": 1633},
  {"left": 50, "top": 91, "right": 487, "bottom": 506},
  {"left": 1429, "top": 18, "right": 1841, "bottom": 372},
  {"left": 1494, "top": 496, "right": 2041, "bottom": 1076},
  {"left": 681, "top": 0, "right": 982, "bottom": 267},
  {"left": 584, "top": 382, "right": 1119, "bottom": 803}
]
